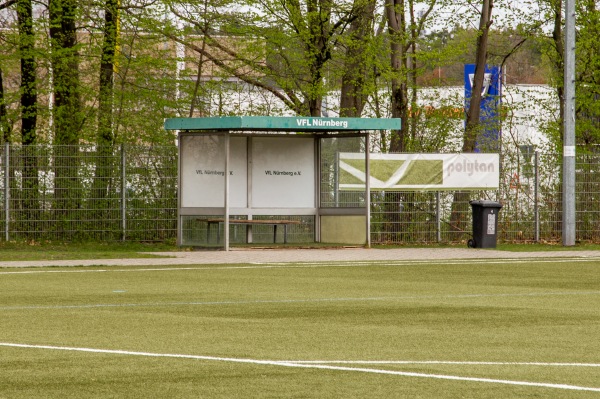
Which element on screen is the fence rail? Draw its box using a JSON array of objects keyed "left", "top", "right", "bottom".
[{"left": 0, "top": 144, "right": 597, "bottom": 244}]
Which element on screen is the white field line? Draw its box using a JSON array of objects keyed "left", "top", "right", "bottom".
[
  {"left": 0, "top": 342, "right": 599, "bottom": 393},
  {"left": 287, "top": 360, "right": 600, "bottom": 367},
  {"left": 1, "top": 291, "right": 599, "bottom": 311},
  {"left": 248, "top": 257, "right": 600, "bottom": 267},
  {"left": 1, "top": 256, "right": 600, "bottom": 276}
]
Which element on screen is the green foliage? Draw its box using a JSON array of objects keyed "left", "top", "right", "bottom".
[
  {"left": 574, "top": 1, "right": 600, "bottom": 148},
  {"left": 0, "top": 0, "right": 569, "bottom": 149}
]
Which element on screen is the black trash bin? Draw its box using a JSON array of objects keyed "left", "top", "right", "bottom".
[{"left": 468, "top": 200, "right": 503, "bottom": 248}]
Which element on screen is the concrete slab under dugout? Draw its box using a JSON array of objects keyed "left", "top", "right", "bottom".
[{"left": 164, "top": 116, "right": 401, "bottom": 250}]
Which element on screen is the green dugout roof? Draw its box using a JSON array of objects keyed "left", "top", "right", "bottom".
[{"left": 164, "top": 116, "right": 400, "bottom": 132}]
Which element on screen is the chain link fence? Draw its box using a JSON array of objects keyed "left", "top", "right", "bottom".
[
  {"left": 0, "top": 144, "right": 177, "bottom": 242},
  {"left": 0, "top": 144, "right": 597, "bottom": 244}
]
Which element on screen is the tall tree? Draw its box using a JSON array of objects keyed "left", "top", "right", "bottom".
[
  {"left": 463, "top": 0, "right": 493, "bottom": 152},
  {"left": 538, "top": 0, "right": 600, "bottom": 149},
  {"left": 301, "top": 0, "right": 337, "bottom": 116},
  {"left": 379, "top": 0, "right": 437, "bottom": 242},
  {"left": 49, "top": 0, "right": 80, "bottom": 145},
  {"left": 17, "top": 0, "right": 40, "bottom": 215},
  {"left": 385, "top": 0, "right": 436, "bottom": 152},
  {"left": 17, "top": 0, "right": 36, "bottom": 145},
  {"left": 92, "top": 0, "right": 119, "bottom": 223},
  {"left": 0, "top": 68, "right": 10, "bottom": 143},
  {"left": 146, "top": 0, "right": 357, "bottom": 116},
  {"left": 450, "top": 0, "right": 493, "bottom": 238},
  {"left": 573, "top": 0, "right": 600, "bottom": 148},
  {"left": 339, "top": 0, "right": 377, "bottom": 117},
  {"left": 550, "top": 0, "right": 564, "bottom": 145},
  {"left": 385, "top": 0, "right": 408, "bottom": 151},
  {"left": 49, "top": 0, "right": 81, "bottom": 224},
  {"left": 97, "top": 0, "right": 118, "bottom": 147},
  {"left": 0, "top": 0, "right": 18, "bottom": 142}
]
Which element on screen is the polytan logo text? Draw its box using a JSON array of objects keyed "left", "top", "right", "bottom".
[{"left": 446, "top": 159, "right": 495, "bottom": 177}]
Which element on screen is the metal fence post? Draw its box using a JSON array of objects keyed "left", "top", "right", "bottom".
[
  {"left": 121, "top": 144, "right": 126, "bottom": 241},
  {"left": 4, "top": 142, "right": 8, "bottom": 242},
  {"left": 436, "top": 191, "right": 441, "bottom": 243},
  {"left": 534, "top": 150, "right": 540, "bottom": 242},
  {"left": 562, "top": 0, "right": 576, "bottom": 246}
]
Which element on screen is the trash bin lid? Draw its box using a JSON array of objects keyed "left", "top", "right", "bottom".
[{"left": 469, "top": 200, "right": 503, "bottom": 208}]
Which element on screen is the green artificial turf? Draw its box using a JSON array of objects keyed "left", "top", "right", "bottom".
[{"left": 0, "top": 258, "right": 599, "bottom": 398}]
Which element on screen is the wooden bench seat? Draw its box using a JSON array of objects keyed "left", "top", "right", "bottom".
[{"left": 199, "top": 218, "right": 301, "bottom": 244}]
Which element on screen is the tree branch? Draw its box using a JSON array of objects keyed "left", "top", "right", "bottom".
[
  {"left": 0, "top": 0, "right": 17, "bottom": 10},
  {"left": 499, "top": 37, "right": 527, "bottom": 69},
  {"left": 159, "top": 28, "right": 301, "bottom": 113}
]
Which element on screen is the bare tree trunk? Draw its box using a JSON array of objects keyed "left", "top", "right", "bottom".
[
  {"left": 450, "top": 0, "right": 493, "bottom": 240},
  {"left": 408, "top": 0, "right": 419, "bottom": 148},
  {"left": 189, "top": 0, "right": 210, "bottom": 118},
  {"left": 18, "top": 0, "right": 36, "bottom": 146},
  {"left": 552, "top": 0, "right": 564, "bottom": 139},
  {"left": 303, "top": 0, "right": 333, "bottom": 116},
  {"left": 0, "top": 68, "right": 10, "bottom": 142},
  {"left": 93, "top": 0, "right": 119, "bottom": 233},
  {"left": 339, "top": 0, "right": 376, "bottom": 117},
  {"left": 464, "top": 0, "right": 493, "bottom": 152},
  {"left": 50, "top": 0, "right": 81, "bottom": 228},
  {"left": 386, "top": 0, "right": 409, "bottom": 152},
  {"left": 17, "top": 0, "right": 40, "bottom": 221},
  {"left": 384, "top": 0, "right": 437, "bottom": 241},
  {"left": 50, "top": 0, "right": 80, "bottom": 145},
  {"left": 383, "top": 0, "right": 409, "bottom": 241},
  {"left": 551, "top": 0, "right": 564, "bottom": 236},
  {"left": 98, "top": 0, "right": 117, "bottom": 147}
]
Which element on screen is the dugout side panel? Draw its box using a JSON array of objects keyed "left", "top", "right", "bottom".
[{"left": 320, "top": 215, "right": 367, "bottom": 245}]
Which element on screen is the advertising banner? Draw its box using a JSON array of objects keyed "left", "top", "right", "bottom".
[
  {"left": 464, "top": 64, "right": 502, "bottom": 152},
  {"left": 339, "top": 153, "right": 499, "bottom": 191}
]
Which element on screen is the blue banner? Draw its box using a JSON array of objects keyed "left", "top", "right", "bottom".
[{"left": 464, "top": 64, "right": 502, "bottom": 152}]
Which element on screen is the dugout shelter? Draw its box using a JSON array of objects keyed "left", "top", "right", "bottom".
[{"left": 164, "top": 116, "right": 400, "bottom": 250}]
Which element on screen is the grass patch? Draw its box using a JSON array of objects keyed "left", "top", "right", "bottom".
[
  {"left": 371, "top": 242, "right": 600, "bottom": 252},
  {"left": 496, "top": 242, "right": 600, "bottom": 252},
  {"left": 0, "top": 240, "right": 361, "bottom": 262},
  {"left": 0, "top": 241, "right": 187, "bottom": 261}
]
